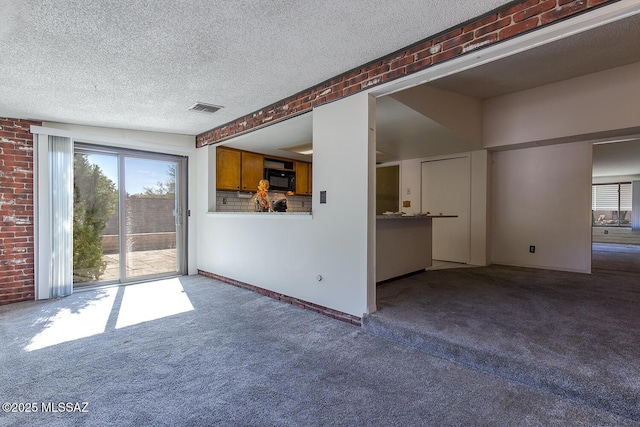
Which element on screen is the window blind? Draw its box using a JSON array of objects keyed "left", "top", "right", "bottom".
[
  {"left": 620, "top": 183, "right": 632, "bottom": 211},
  {"left": 592, "top": 184, "right": 619, "bottom": 211}
]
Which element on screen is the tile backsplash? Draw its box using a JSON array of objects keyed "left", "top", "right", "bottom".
[{"left": 216, "top": 191, "right": 312, "bottom": 213}]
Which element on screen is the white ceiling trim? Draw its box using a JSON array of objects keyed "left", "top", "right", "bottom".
[{"left": 30, "top": 125, "right": 196, "bottom": 156}]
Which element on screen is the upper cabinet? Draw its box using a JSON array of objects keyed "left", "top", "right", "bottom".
[
  {"left": 216, "top": 147, "right": 264, "bottom": 192},
  {"left": 217, "top": 146, "right": 311, "bottom": 195},
  {"left": 241, "top": 151, "right": 264, "bottom": 192},
  {"left": 216, "top": 147, "right": 241, "bottom": 190},
  {"left": 295, "top": 161, "right": 312, "bottom": 195}
]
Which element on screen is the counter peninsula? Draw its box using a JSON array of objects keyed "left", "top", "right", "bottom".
[{"left": 376, "top": 214, "right": 456, "bottom": 282}]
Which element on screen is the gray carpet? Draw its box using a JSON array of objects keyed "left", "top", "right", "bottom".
[
  {"left": 592, "top": 243, "right": 640, "bottom": 274},
  {"left": 363, "top": 265, "right": 640, "bottom": 422},
  {"left": 1, "top": 275, "right": 637, "bottom": 426}
]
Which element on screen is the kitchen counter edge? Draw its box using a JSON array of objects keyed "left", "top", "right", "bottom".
[{"left": 376, "top": 215, "right": 458, "bottom": 220}]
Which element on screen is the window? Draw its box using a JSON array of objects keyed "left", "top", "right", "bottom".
[{"left": 592, "top": 183, "right": 632, "bottom": 227}]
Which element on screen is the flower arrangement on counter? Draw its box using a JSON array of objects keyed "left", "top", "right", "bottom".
[{"left": 254, "top": 179, "right": 271, "bottom": 212}]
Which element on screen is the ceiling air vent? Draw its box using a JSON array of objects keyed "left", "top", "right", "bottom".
[{"left": 188, "top": 102, "right": 223, "bottom": 114}]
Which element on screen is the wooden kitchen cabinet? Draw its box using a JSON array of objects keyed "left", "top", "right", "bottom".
[
  {"left": 216, "top": 147, "right": 265, "bottom": 192},
  {"left": 216, "top": 147, "right": 241, "bottom": 190},
  {"left": 295, "top": 161, "right": 312, "bottom": 195},
  {"left": 241, "top": 151, "right": 264, "bottom": 191}
]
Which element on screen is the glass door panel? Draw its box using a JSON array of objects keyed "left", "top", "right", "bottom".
[
  {"left": 123, "top": 157, "right": 180, "bottom": 279},
  {"left": 73, "top": 151, "right": 120, "bottom": 285}
]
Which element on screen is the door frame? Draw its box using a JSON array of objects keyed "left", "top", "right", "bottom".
[
  {"left": 420, "top": 154, "right": 471, "bottom": 264},
  {"left": 75, "top": 143, "right": 188, "bottom": 285}
]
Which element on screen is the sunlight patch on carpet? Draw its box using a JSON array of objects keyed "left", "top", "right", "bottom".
[
  {"left": 25, "top": 288, "right": 118, "bottom": 351},
  {"left": 115, "top": 278, "right": 194, "bottom": 329}
]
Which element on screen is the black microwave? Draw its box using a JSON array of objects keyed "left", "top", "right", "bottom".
[{"left": 264, "top": 168, "right": 295, "bottom": 192}]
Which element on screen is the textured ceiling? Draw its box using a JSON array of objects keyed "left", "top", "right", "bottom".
[
  {"left": 0, "top": 0, "right": 512, "bottom": 135},
  {"left": 215, "top": 8, "right": 640, "bottom": 164}
]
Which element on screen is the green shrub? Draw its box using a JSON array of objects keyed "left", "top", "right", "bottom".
[{"left": 73, "top": 154, "right": 118, "bottom": 283}]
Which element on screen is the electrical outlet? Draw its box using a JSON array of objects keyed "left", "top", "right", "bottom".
[
  {"left": 222, "top": 197, "right": 227, "bottom": 205},
  {"left": 604, "top": 230, "right": 608, "bottom": 235},
  {"left": 302, "top": 201, "right": 305, "bottom": 207},
  {"left": 529, "top": 245, "right": 535, "bottom": 253},
  {"left": 406, "top": 188, "right": 411, "bottom": 195}
]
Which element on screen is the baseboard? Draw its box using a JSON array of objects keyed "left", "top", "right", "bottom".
[{"left": 198, "top": 270, "right": 362, "bottom": 326}]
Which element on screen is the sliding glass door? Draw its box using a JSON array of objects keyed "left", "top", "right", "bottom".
[{"left": 73, "top": 145, "right": 187, "bottom": 286}]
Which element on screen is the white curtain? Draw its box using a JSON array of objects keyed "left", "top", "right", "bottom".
[{"left": 47, "top": 136, "right": 74, "bottom": 298}]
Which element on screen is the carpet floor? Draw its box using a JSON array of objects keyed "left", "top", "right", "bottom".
[
  {"left": 1, "top": 275, "right": 638, "bottom": 426},
  {"left": 363, "top": 263, "right": 640, "bottom": 422},
  {"left": 592, "top": 242, "right": 640, "bottom": 274}
]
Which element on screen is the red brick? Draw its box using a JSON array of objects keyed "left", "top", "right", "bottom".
[
  {"left": 414, "top": 48, "right": 432, "bottom": 61},
  {"left": 342, "top": 85, "right": 361, "bottom": 97},
  {"left": 406, "top": 39, "right": 432, "bottom": 58},
  {"left": 541, "top": 0, "right": 588, "bottom": 24},
  {"left": 381, "top": 68, "right": 407, "bottom": 82},
  {"left": 367, "top": 64, "right": 390, "bottom": 79},
  {"left": 389, "top": 54, "right": 414, "bottom": 70},
  {"left": 513, "top": 0, "right": 556, "bottom": 22},
  {"left": 434, "top": 28, "right": 463, "bottom": 44},
  {"left": 442, "top": 31, "right": 474, "bottom": 51},
  {"left": 406, "top": 57, "right": 433, "bottom": 74},
  {"left": 499, "top": 0, "right": 540, "bottom": 18},
  {"left": 0, "top": 123, "right": 36, "bottom": 297},
  {"left": 499, "top": 17, "right": 542, "bottom": 39},
  {"left": 475, "top": 16, "right": 512, "bottom": 38},
  {"left": 347, "top": 73, "right": 368, "bottom": 86},
  {"left": 463, "top": 13, "right": 498, "bottom": 33},
  {"left": 360, "top": 60, "right": 385, "bottom": 74},
  {"left": 432, "top": 46, "right": 463, "bottom": 64},
  {"left": 463, "top": 33, "right": 499, "bottom": 53},
  {"left": 325, "top": 90, "right": 343, "bottom": 102}
]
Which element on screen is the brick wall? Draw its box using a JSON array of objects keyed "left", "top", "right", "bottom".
[
  {"left": 104, "top": 196, "right": 176, "bottom": 235},
  {"left": 196, "top": 0, "right": 618, "bottom": 147},
  {"left": 0, "top": 118, "right": 40, "bottom": 305}
]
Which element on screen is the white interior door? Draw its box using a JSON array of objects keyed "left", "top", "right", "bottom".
[{"left": 421, "top": 156, "right": 470, "bottom": 263}]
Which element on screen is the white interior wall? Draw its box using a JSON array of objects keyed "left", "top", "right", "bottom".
[
  {"left": 470, "top": 150, "right": 489, "bottom": 265},
  {"left": 196, "top": 93, "right": 374, "bottom": 317},
  {"left": 491, "top": 141, "right": 592, "bottom": 273},
  {"left": 41, "top": 122, "right": 199, "bottom": 275},
  {"left": 483, "top": 61, "right": 640, "bottom": 148},
  {"left": 396, "top": 150, "right": 489, "bottom": 265},
  {"left": 390, "top": 84, "right": 483, "bottom": 147}
]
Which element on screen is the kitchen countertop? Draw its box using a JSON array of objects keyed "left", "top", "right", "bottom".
[
  {"left": 376, "top": 214, "right": 457, "bottom": 220},
  {"left": 208, "top": 211, "right": 312, "bottom": 217}
]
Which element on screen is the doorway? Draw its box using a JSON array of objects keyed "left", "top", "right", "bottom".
[
  {"left": 591, "top": 140, "right": 640, "bottom": 273},
  {"left": 421, "top": 156, "right": 470, "bottom": 263},
  {"left": 376, "top": 165, "right": 400, "bottom": 215},
  {"left": 73, "top": 145, "right": 187, "bottom": 286}
]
